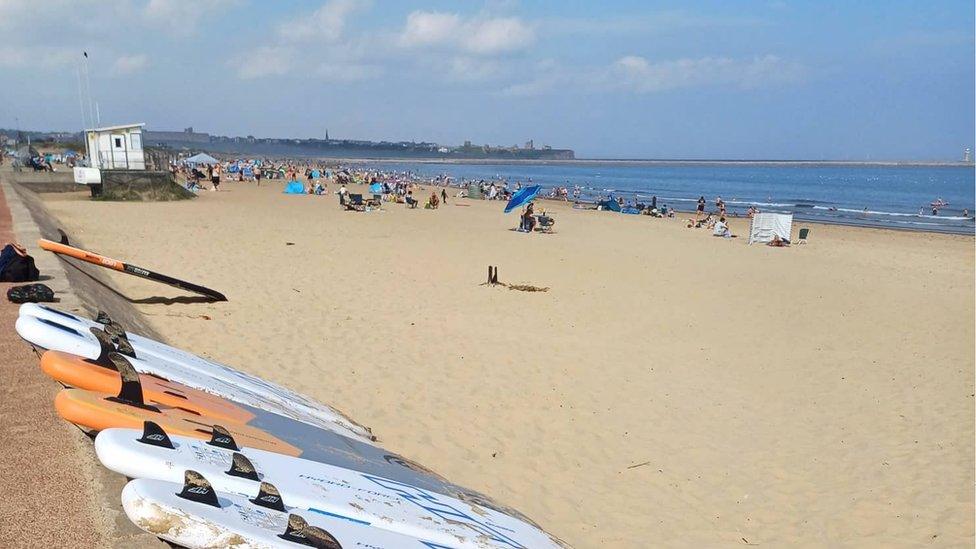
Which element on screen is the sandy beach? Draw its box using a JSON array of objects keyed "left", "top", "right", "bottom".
[{"left": 36, "top": 181, "right": 974, "bottom": 547}]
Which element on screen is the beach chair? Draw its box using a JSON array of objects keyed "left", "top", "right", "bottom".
[
  {"left": 536, "top": 215, "right": 556, "bottom": 233},
  {"left": 349, "top": 194, "right": 367, "bottom": 211},
  {"left": 797, "top": 228, "right": 809, "bottom": 244}
]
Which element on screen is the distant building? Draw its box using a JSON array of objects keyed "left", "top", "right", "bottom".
[
  {"left": 525, "top": 139, "right": 534, "bottom": 150},
  {"left": 86, "top": 123, "right": 145, "bottom": 170},
  {"left": 143, "top": 127, "right": 211, "bottom": 145},
  {"left": 965, "top": 147, "right": 972, "bottom": 163}
]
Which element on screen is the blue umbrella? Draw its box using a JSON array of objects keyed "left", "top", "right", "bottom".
[{"left": 504, "top": 185, "right": 541, "bottom": 213}]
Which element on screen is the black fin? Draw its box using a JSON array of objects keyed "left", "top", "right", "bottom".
[
  {"left": 207, "top": 425, "right": 239, "bottom": 451},
  {"left": 95, "top": 310, "right": 113, "bottom": 324},
  {"left": 113, "top": 336, "right": 136, "bottom": 358},
  {"left": 102, "top": 321, "right": 126, "bottom": 340},
  {"left": 89, "top": 327, "right": 116, "bottom": 367},
  {"left": 279, "top": 514, "right": 343, "bottom": 549},
  {"left": 58, "top": 228, "right": 69, "bottom": 245},
  {"left": 138, "top": 420, "right": 174, "bottom": 449},
  {"left": 226, "top": 452, "right": 260, "bottom": 481},
  {"left": 250, "top": 481, "right": 286, "bottom": 512},
  {"left": 105, "top": 353, "right": 159, "bottom": 412},
  {"left": 176, "top": 470, "right": 220, "bottom": 508}
]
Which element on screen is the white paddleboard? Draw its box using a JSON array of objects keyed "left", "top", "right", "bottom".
[
  {"left": 121, "top": 472, "right": 446, "bottom": 548},
  {"left": 16, "top": 304, "right": 373, "bottom": 443},
  {"left": 97, "top": 425, "right": 560, "bottom": 549}
]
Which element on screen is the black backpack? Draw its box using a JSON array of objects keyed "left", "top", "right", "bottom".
[{"left": 0, "top": 250, "right": 39, "bottom": 282}]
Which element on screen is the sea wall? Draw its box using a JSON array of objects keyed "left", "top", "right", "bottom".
[{"left": 96, "top": 170, "right": 194, "bottom": 201}]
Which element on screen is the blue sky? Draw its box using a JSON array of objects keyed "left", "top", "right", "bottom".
[{"left": 0, "top": 0, "right": 972, "bottom": 159}]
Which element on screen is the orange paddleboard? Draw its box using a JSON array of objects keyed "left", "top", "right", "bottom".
[
  {"left": 40, "top": 351, "right": 255, "bottom": 425},
  {"left": 55, "top": 388, "right": 301, "bottom": 457}
]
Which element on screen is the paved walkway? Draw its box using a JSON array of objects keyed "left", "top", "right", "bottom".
[{"left": 0, "top": 170, "right": 160, "bottom": 547}]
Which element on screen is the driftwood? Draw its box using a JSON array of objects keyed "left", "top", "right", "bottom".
[{"left": 481, "top": 265, "right": 549, "bottom": 292}]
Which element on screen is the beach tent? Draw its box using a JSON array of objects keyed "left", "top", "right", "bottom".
[
  {"left": 63, "top": 149, "right": 77, "bottom": 158},
  {"left": 369, "top": 182, "right": 383, "bottom": 195},
  {"left": 283, "top": 181, "right": 306, "bottom": 194},
  {"left": 311, "top": 169, "right": 321, "bottom": 179},
  {"left": 184, "top": 153, "right": 219, "bottom": 166},
  {"left": 748, "top": 213, "right": 793, "bottom": 244},
  {"left": 598, "top": 199, "right": 622, "bottom": 212},
  {"left": 226, "top": 163, "right": 240, "bottom": 173}
]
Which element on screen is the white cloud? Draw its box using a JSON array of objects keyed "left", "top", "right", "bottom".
[
  {"left": 542, "top": 11, "right": 767, "bottom": 36},
  {"left": 143, "top": 0, "right": 239, "bottom": 33},
  {"left": 462, "top": 17, "right": 533, "bottom": 54},
  {"left": 503, "top": 55, "right": 805, "bottom": 96},
  {"left": 399, "top": 11, "right": 534, "bottom": 55},
  {"left": 279, "top": 0, "right": 369, "bottom": 43},
  {"left": 112, "top": 54, "right": 149, "bottom": 74},
  {"left": 399, "top": 11, "right": 461, "bottom": 48},
  {"left": 236, "top": 46, "right": 295, "bottom": 79},
  {"left": 611, "top": 54, "right": 804, "bottom": 92},
  {"left": 143, "top": 0, "right": 236, "bottom": 20}
]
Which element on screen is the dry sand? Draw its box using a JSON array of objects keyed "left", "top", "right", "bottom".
[{"left": 38, "top": 181, "right": 974, "bottom": 547}]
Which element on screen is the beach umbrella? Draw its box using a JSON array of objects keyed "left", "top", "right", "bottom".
[{"left": 504, "top": 185, "right": 541, "bottom": 213}]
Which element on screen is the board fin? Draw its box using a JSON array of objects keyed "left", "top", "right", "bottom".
[
  {"left": 279, "top": 514, "right": 343, "bottom": 549},
  {"left": 95, "top": 310, "right": 112, "bottom": 324},
  {"left": 138, "top": 420, "right": 174, "bottom": 449},
  {"left": 113, "top": 336, "right": 136, "bottom": 358},
  {"left": 105, "top": 352, "right": 159, "bottom": 412},
  {"left": 207, "top": 425, "right": 239, "bottom": 451},
  {"left": 226, "top": 452, "right": 260, "bottom": 481},
  {"left": 99, "top": 321, "right": 138, "bottom": 358},
  {"left": 250, "top": 481, "right": 286, "bottom": 512},
  {"left": 89, "top": 327, "right": 116, "bottom": 367},
  {"left": 57, "top": 228, "right": 70, "bottom": 245},
  {"left": 176, "top": 470, "right": 220, "bottom": 508}
]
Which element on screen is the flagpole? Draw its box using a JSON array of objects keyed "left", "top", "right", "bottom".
[{"left": 76, "top": 65, "right": 91, "bottom": 163}]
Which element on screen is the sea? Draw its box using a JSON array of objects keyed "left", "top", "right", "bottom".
[{"left": 353, "top": 161, "right": 976, "bottom": 234}]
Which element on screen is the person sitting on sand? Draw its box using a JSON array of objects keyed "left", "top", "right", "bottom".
[
  {"left": 712, "top": 217, "right": 733, "bottom": 238},
  {"left": 768, "top": 234, "right": 789, "bottom": 247},
  {"left": 521, "top": 202, "right": 537, "bottom": 232},
  {"left": 426, "top": 192, "right": 440, "bottom": 209}
]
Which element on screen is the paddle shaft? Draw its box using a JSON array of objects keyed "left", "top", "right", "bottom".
[{"left": 38, "top": 239, "right": 226, "bottom": 301}]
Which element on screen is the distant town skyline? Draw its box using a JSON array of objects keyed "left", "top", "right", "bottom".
[{"left": 0, "top": 1, "right": 973, "bottom": 160}]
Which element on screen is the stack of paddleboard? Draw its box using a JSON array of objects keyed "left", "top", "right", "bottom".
[{"left": 16, "top": 304, "right": 564, "bottom": 548}]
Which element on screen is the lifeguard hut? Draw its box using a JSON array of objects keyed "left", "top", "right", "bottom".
[{"left": 85, "top": 123, "right": 146, "bottom": 170}]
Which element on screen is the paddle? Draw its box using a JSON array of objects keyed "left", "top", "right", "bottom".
[{"left": 39, "top": 230, "right": 227, "bottom": 301}]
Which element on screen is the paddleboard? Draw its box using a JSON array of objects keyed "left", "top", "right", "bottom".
[
  {"left": 55, "top": 387, "right": 302, "bottom": 457},
  {"left": 38, "top": 237, "right": 227, "bottom": 301},
  {"left": 16, "top": 305, "right": 375, "bottom": 443},
  {"left": 98, "top": 424, "right": 561, "bottom": 548},
  {"left": 54, "top": 353, "right": 521, "bottom": 515},
  {"left": 40, "top": 348, "right": 255, "bottom": 425},
  {"left": 121, "top": 472, "right": 445, "bottom": 548}
]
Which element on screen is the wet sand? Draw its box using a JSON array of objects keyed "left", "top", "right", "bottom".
[{"left": 37, "top": 180, "right": 975, "bottom": 547}]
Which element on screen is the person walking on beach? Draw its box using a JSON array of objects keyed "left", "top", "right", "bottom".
[
  {"left": 441, "top": 187, "right": 448, "bottom": 204},
  {"left": 697, "top": 196, "right": 706, "bottom": 219},
  {"left": 211, "top": 163, "right": 221, "bottom": 191}
]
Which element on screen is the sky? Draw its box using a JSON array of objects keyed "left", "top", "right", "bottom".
[{"left": 0, "top": 0, "right": 973, "bottom": 160}]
